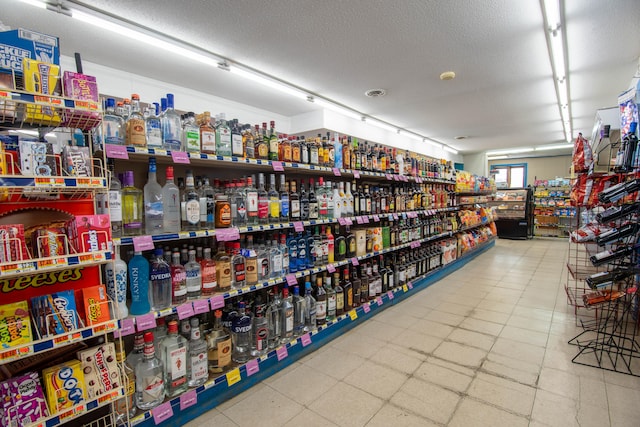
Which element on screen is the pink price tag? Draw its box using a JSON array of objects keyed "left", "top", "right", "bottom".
[
  {"left": 177, "top": 303, "right": 194, "bottom": 320},
  {"left": 272, "top": 161, "right": 284, "bottom": 171},
  {"left": 245, "top": 359, "right": 260, "bottom": 377},
  {"left": 104, "top": 144, "right": 129, "bottom": 159},
  {"left": 362, "top": 216, "right": 370, "bottom": 224},
  {"left": 171, "top": 151, "right": 190, "bottom": 164},
  {"left": 193, "top": 299, "right": 210, "bottom": 315},
  {"left": 301, "top": 333, "right": 312, "bottom": 347},
  {"left": 180, "top": 390, "right": 197, "bottom": 411},
  {"left": 276, "top": 346, "right": 288, "bottom": 361},
  {"left": 136, "top": 313, "right": 157, "bottom": 331},
  {"left": 376, "top": 297, "right": 383, "bottom": 306},
  {"left": 332, "top": 168, "right": 342, "bottom": 176},
  {"left": 114, "top": 318, "right": 135, "bottom": 338},
  {"left": 293, "top": 221, "right": 304, "bottom": 232},
  {"left": 393, "top": 175, "right": 399, "bottom": 181},
  {"left": 210, "top": 295, "right": 225, "bottom": 310},
  {"left": 286, "top": 274, "right": 298, "bottom": 286},
  {"left": 152, "top": 401, "right": 173, "bottom": 425},
  {"left": 401, "top": 175, "right": 408, "bottom": 182},
  {"left": 132, "top": 235, "right": 154, "bottom": 252},
  {"left": 373, "top": 215, "right": 380, "bottom": 222},
  {"left": 326, "top": 264, "right": 336, "bottom": 273},
  {"left": 363, "top": 304, "right": 371, "bottom": 314},
  {"left": 408, "top": 283, "right": 414, "bottom": 290},
  {"left": 356, "top": 216, "right": 364, "bottom": 225},
  {"left": 385, "top": 174, "right": 393, "bottom": 181},
  {"left": 337, "top": 217, "right": 347, "bottom": 226},
  {"left": 387, "top": 291, "right": 394, "bottom": 300},
  {"left": 393, "top": 213, "right": 399, "bottom": 220},
  {"left": 345, "top": 218, "right": 353, "bottom": 226},
  {"left": 216, "top": 228, "right": 240, "bottom": 242},
  {"left": 351, "top": 257, "right": 359, "bottom": 266},
  {"left": 353, "top": 170, "right": 360, "bottom": 179}
]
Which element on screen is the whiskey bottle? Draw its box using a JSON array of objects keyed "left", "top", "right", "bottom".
[{"left": 207, "top": 310, "right": 232, "bottom": 374}]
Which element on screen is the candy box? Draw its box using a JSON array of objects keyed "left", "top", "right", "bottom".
[
  {"left": 77, "top": 343, "right": 121, "bottom": 399},
  {"left": 69, "top": 214, "right": 111, "bottom": 253},
  {"left": 61, "top": 71, "right": 101, "bottom": 129},
  {"left": 30, "top": 224, "right": 69, "bottom": 258},
  {"left": 22, "top": 58, "right": 61, "bottom": 126},
  {"left": 0, "top": 301, "right": 32, "bottom": 349},
  {"left": 31, "top": 290, "right": 79, "bottom": 338},
  {"left": 78, "top": 285, "right": 111, "bottom": 326},
  {"left": 0, "top": 28, "right": 59, "bottom": 76},
  {"left": 0, "top": 224, "right": 29, "bottom": 263},
  {"left": 19, "top": 140, "right": 57, "bottom": 176},
  {"left": 42, "top": 359, "right": 86, "bottom": 413},
  {"left": 62, "top": 145, "right": 92, "bottom": 177},
  {"left": 0, "top": 371, "right": 49, "bottom": 427}
]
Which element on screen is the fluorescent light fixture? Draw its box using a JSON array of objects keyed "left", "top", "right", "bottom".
[
  {"left": 443, "top": 146, "right": 459, "bottom": 154},
  {"left": 487, "top": 155, "right": 508, "bottom": 160},
  {"left": 228, "top": 65, "right": 308, "bottom": 100},
  {"left": 550, "top": 32, "right": 566, "bottom": 79},
  {"left": 486, "top": 147, "right": 534, "bottom": 155},
  {"left": 398, "top": 130, "right": 423, "bottom": 141},
  {"left": 543, "top": 0, "right": 561, "bottom": 30},
  {"left": 9, "top": 129, "right": 39, "bottom": 136},
  {"left": 20, "top": 0, "right": 46, "bottom": 8},
  {"left": 312, "top": 98, "right": 363, "bottom": 119},
  {"left": 367, "top": 119, "right": 398, "bottom": 133},
  {"left": 535, "top": 143, "right": 573, "bottom": 151}
]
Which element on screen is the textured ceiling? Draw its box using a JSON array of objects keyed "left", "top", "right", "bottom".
[{"left": 2, "top": 0, "right": 639, "bottom": 154}]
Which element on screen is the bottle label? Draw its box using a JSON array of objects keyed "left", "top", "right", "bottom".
[
  {"left": 285, "top": 308, "right": 294, "bottom": 333},
  {"left": 169, "top": 346, "right": 187, "bottom": 382},
  {"left": 269, "top": 198, "right": 280, "bottom": 219},
  {"left": 310, "top": 149, "right": 319, "bottom": 165},
  {"left": 232, "top": 134, "right": 243, "bottom": 156},
  {"left": 336, "top": 293, "right": 344, "bottom": 311},
  {"left": 218, "top": 202, "right": 231, "bottom": 225},
  {"left": 109, "top": 190, "right": 123, "bottom": 221},
  {"left": 202, "top": 265, "right": 216, "bottom": 289},
  {"left": 127, "top": 118, "right": 146, "bottom": 146},
  {"left": 292, "top": 146, "right": 301, "bottom": 162},
  {"left": 291, "top": 200, "right": 300, "bottom": 218},
  {"left": 257, "top": 143, "right": 269, "bottom": 158},
  {"left": 216, "top": 261, "right": 232, "bottom": 289},
  {"left": 255, "top": 325, "right": 268, "bottom": 351},
  {"left": 280, "top": 198, "right": 289, "bottom": 218},
  {"left": 186, "top": 200, "right": 200, "bottom": 225},
  {"left": 142, "top": 374, "right": 164, "bottom": 403},
  {"left": 217, "top": 131, "right": 232, "bottom": 156},
  {"left": 269, "top": 139, "right": 279, "bottom": 157},
  {"left": 309, "top": 201, "right": 318, "bottom": 219},
  {"left": 272, "top": 254, "right": 282, "bottom": 274},
  {"left": 259, "top": 256, "right": 270, "bottom": 278},
  {"left": 316, "top": 300, "right": 327, "bottom": 320},
  {"left": 246, "top": 258, "right": 258, "bottom": 283},
  {"left": 201, "top": 130, "right": 216, "bottom": 153},
  {"left": 258, "top": 199, "right": 269, "bottom": 219},
  {"left": 186, "top": 130, "right": 200, "bottom": 151},
  {"left": 233, "top": 261, "right": 246, "bottom": 283},
  {"left": 146, "top": 200, "right": 164, "bottom": 221},
  {"left": 247, "top": 192, "right": 258, "bottom": 216},
  {"left": 236, "top": 196, "right": 247, "bottom": 220},
  {"left": 191, "top": 350, "right": 208, "bottom": 381},
  {"left": 328, "top": 295, "right": 336, "bottom": 312},
  {"left": 217, "top": 337, "right": 232, "bottom": 367}
]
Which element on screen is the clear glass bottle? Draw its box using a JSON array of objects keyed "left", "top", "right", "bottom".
[
  {"left": 300, "top": 180, "right": 309, "bottom": 221},
  {"left": 159, "top": 320, "right": 188, "bottom": 398},
  {"left": 308, "top": 178, "right": 319, "bottom": 221},
  {"left": 170, "top": 251, "right": 187, "bottom": 305},
  {"left": 251, "top": 306, "right": 269, "bottom": 357},
  {"left": 144, "top": 157, "right": 164, "bottom": 235},
  {"left": 150, "top": 248, "right": 172, "bottom": 311},
  {"left": 230, "top": 242, "right": 246, "bottom": 288},
  {"left": 231, "top": 178, "right": 247, "bottom": 227},
  {"left": 125, "top": 94, "right": 146, "bottom": 147},
  {"left": 315, "top": 276, "right": 327, "bottom": 326},
  {"left": 135, "top": 332, "right": 165, "bottom": 410},
  {"left": 231, "top": 302, "right": 252, "bottom": 363},
  {"left": 257, "top": 239, "right": 271, "bottom": 280},
  {"left": 325, "top": 275, "right": 336, "bottom": 322},
  {"left": 289, "top": 180, "right": 300, "bottom": 221},
  {"left": 161, "top": 166, "right": 181, "bottom": 234},
  {"left": 187, "top": 317, "right": 208, "bottom": 387},
  {"left": 303, "top": 282, "right": 316, "bottom": 332},
  {"left": 245, "top": 176, "right": 259, "bottom": 226},
  {"left": 184, "top": 170, "right": 200, "bottom": 231},
  {"left": 106, "top": 159, "right": 123, "bottom": 237},
  {"left": 102, "top": 97, "right": 124, "bottom": 145},
  {"left": 257, "top": 173, "right": 269, "bottom": 225},
  {"left": 207, "top": 309, "right": 232, "bottom": 374},
  {"left": 185, "top": 249, "right": 202, "bottom": 300},
  {"left": 199, "top": 112, "right": 216, "bottom": 154},
  {"left": 145, "top": 102, "right": 162, "bottom": 148},
  {"left": 243, "top": 235, "right": 259, "bottom": 286},
  {"left": 215, "top": 114, "right": 232, "bottom": 156},
  {"left": 280, "top": 285, "right": 295, "bottom": 342},
  {"left": 122, "top": 171, "right": 143, "bottom": 236},
  {"left": 292, "top": 286, "right": 305, "bottom": 337},
  {"left": 105, "top": 246, "right": 129, "bottom": 318},
  {"left": 183, "top": 112, "right": 201, "bottom": 153},
  {"left": 267, "top": 288, "right": 283, "bottom": 349},
  {"left": 162, "top": 93, "right": 182, "bottom": 151},
  {"left": 231, "top": 118, "right": 244, "bottom": 157},
  {"left": 200, "top": 247, "right": 217, "bottom": 296},
  {"left": 268, "top": 174, "right": 280, "bottom": 223}
]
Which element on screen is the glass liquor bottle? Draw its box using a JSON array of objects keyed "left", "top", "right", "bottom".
[
  {"left": 231, "top": 302, "right": 252, "bottom": 363},
  {"left": 268, "top": 174, "right": 280, "bottom": 223},
  {"left": 280, "top": 285, "right": 295, "bottom": 342},
  {"left": 245, "top": 176, "right": 259, "bottom": 226},
  {"left": 255, "top": 124, "right": 269, "bottom": 160},
  {"left": 230, "top": 242, "right": 246, "bottom": 288},
  {"left": 335, "top": 226, "right": 346, "bottom": 262},
  {"left": 126, "top": 94, "right": 146, "bottom": 147},
  {"left": 309, "top": 135, "right": 319, "bottom": 165},
  {"left": 342, "top": 267, "right": 353, "bottom": 311},
  {"left": 145, "top": 102, "right": 162, "bottom": 148},
  {"left": 171, "top": 251, "right": 187, "bottom": 305},
  {"left": 105, "top": 246, "right": 128, "bottom": 318},
  {"left": 162, "top": 93, "right": 182, "bottom": 151},
  {"left": 291, "top": 136, "right": 301, "bottom": 163},
  {"left": 144, "top": 157, "right": 164, "bottom": 235},
  {"left": 185, "top": 249, "right": 202, "bottom": 300},
  {"left": 199, "top": 177, "right": 215, "bottom": 229},
  {"left": 281, "top": 135, "right": 292, "bottom": 162},
  {"left": 135, "top": 332, "right": 165, "bottom": 410},
  {"left": 231, "top": 118, "right": 244, "bottom": 157},
  {"left": 158, "top": 320, "right": 188, "bottom": 398},
  {"left": 300, "top": 136, "right": 309, "bottom": 164},
  {"left": 315, "top": 276, "right": 327, "bottom": 325},
  {"left": 334, "top": 272, "right": 344, "bottom": 316},
  {"left": 279, "top": 175, "right": 290, "bottom": 222},
  {"left": 162, "top": 166, "right": 181, "bottom": 234},
  {"left": 351, "top": 265, "right": 361, "bottom": 307},
  {"left": 201, "top": 247, "right": 217, "bottom": 296},
  {"left": 308, "top": 178, "right": 319, "bottom": 220},
  {"left": 206, "top": 310, "right": 232, "bottom": 374},
  {"left": 215, "top": 244, "right": 232, "bottom": 291},
  {"left": 267, "top": 288, "right": 283, "bottom": 348},
  {"left": 215, "top": 114, "right": 232, "bottom": 156},
  {"left": 243, "top": 124, "right": 255, "bottom": 158},
  {"left": 257, "top": 238, "right": 271, "bottom": 280},
  {"left": 326, "top": 225, "right": 335, "bottom": 263},
  {"left": 183, "top": 170, "right": 200, "bottom": 231},
  {"left": 106, "top": 159, "right": 123, "bottom": 237},
  {"left": 300, "top": 180, "right": 310, "bottom": 221},
  {"left": 231, "top": 178, "right": 248, "bottom": 227},
  {"left": 183, "top": 112, "right": 201, "bottom": 153},
  {"left": 122, "top": 171, "right": 143, "bottom": 236},
  {"left": 199, "top": 112, "right": 216, "bottom": 154},
  {"left": 243, "top": 235, "right": 259, "bottom": 286},
  {"left": 290, "top": 180, "right": 301, "bottom": 221},
  {"left": 303, "top": 282, "right": 317, "bottom": 331},
  {"left": 150, "top": 248, "right": 172, "bottom": 311},
  {"left": 269, "top": 237, "right": 284, "bottom": 278},
  {"left": 325, "top": 274, "right": 336, "bottom": 321},
  {"left": 268, "top": 121, "right": 279, "bottom": 161},
  {"left": 102, "top": 98, "right": 124, "bottom": 145},
  {"left": 187, "top": 317, "right": 208, "bottom": 387},
  {"left": 129, "top": 250, "right": 150, "bottom": 315},
  {"left": 257, "top": 173, "right": 270, "bottom": 225},
  {"left": 251, "top": 303, "right": 269, "bottom": 357}
]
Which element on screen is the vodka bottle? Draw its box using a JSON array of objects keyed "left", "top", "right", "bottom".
[
  {"left": 281, "top": 285, "right": 295, "bottom": 342},
  {"left": 251, "top": 307, "right": 269, "bottom": 357},
  {"left": 144, "top": 157, "right": 164, "bottom": 235},
  {"left": 267, "top": 289, "right": 283, "bottom": 349},
  {"left": 129, "top": 251, "right": 150, "bottom": 315},
  {"left": 135, "top": 332, "right": 165, "bottom": 410},
  {"left": 308, "top": 178, "right": 319, "bottom": 220},
  {"left": 326, "top": 180, "right": 334, "bottom": 219},
  {"left": 215, "top": 114, "right": 232, "bottom": 156},
  {"left": 207, "top": 310, "right": 232, "bottom": 374},
  {"left": 187, "top": 318, "right": 208, "bottom": 387},
  {"left": 230, "top": 242, "right": 246, "bottom": 288},
  {"left": 122, "top": 171, "right": 143, "bottom": 236},
  {"left": 256, "top": 239, "right": 270, "bottom": 280},
  {"left": 325, "top": 275, "right": 336, "bottom": 321},
  {"left": 303, "top": 282, "right": 316, "bottom": 332},
  {"left": 184, "top": 170, "right": 200, "bottom": 230},
  {"left": 162, "top": 93, "right": 182, "bottom": 151},
  {"left": 231, "top": 302, "right": 252, "bottom": 363},
  {"left": 279, "top": 175, "right": 290, "bottom": 222},
  {"left": 185, "top": 249, "right": 202, "bottom": 300},
  {"left": 257, "top": 173, "right": 270, "bottom": 225},
  {"left": 200, "top": 247, "right": 217, "bottom": 296},
  {"left": 170, "top": 251, "right": 187, "bottom": 305},
  {"left": 280, "top": 233, "right": 290, "bottom": 275},
  {"left": 292, "top": 286, "right": 305, "bottom": 337},
  {"left": 183, "top": 112, "right": 201, "bottom": 153},
  {"left": 150, "top": 248, "right": 172, "bottom": 311},
  {"left": 159, "top": 321, "right": 188, "bottom": 397},
  {"left": 268, "top": 174, "right": 280, "bottom": 223},
  {"left": 199, "top": 177, "right": 215, "bottom": 229},
  {"left": 246, "top": 176, "right": 259, "bottom": 226},
  {"left": 104, "top": 245, "right": 128, "bottom": 318},
  {"left": 145, "top": 102, "right": 162, "bottom": 148},
  {"left": 102, "top": 97, "right": 124, "bottom": 145},
  {"left": 297, "top": 232, "right": 307, "bottom": 272},
  {"left": 231, "top": 178, "right": 248, "bottom": 227},
  {"left": 162, "top": 166, "right": 181, "bottom": 234},
  {"left": 106, "top": 159, "right": 123, "bottom": 237}
]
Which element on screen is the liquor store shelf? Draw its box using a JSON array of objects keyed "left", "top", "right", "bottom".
[
  {"left": 0, "top": 319, "right": 118, "bottom": 365},
  {"left": 0, "top": 250, "right": 112, "bottom": 280},
  {"left": 112, "top": 207, "right": 461, "bottom": 246},
  {"left": 129, "top": 238, "right": 496, "bottom": 427},
  {"left": 118, "top": 226, "right": 479, "bottom": 331},
  {"left": 110, "top": 145, "right": 455, "bottom": 185},
  {"left": 0, "top": 175, "right": 107, "bottom": 190},
  {"left": 23, "top": 387, "right": 124, "bottom": 427}
]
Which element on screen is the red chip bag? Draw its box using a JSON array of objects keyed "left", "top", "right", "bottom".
[{"left": 572, "top": 133, "right": 593, "bottom": 173}]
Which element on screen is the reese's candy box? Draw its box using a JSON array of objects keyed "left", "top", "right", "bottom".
[
  {"left": 0, "top": 301, "right": 33, "bottom": 349},
  {"left": 42, "top": 359, "right": 86, "bottom": 412},
  {"left": 79, "top": 285, "right": 111, "bottom": 326},
  {"left": 77, "top": 343, "right": 121, "bottom": 399},
  {"left": 0, "top": 371, "right": 49, "bottom": 427}
]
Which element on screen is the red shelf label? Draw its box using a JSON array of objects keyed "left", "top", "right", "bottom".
[
  {"left": 136, "top": 313, "right": 157, "bottom": 331},
  {"left": 132, "top": 235, "right": 154, "bottom": 252},
  {"left": 104, "top": 144, "right": 129, "bottom": 160},
  {"left": 180, "top": 390, "right": 197, "bottom": 411},
  {"left": 245, "top": 359, "right": 260, "bottom": 377},
  {"left": 276, "top": 346, "right": 288, "bottom": 361},
  {"left": 151, "top": 401, "right": 174, "bottom": 425},
  {"left": 177, "top": 303, "right": 194, "bottom": 320},
  {"left": 171, "top": 150, "right": 190, "bottom": 164}
]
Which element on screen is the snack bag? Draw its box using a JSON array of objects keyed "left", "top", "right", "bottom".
[{"left": 572, "top": 133, "right": 593, "bottom": 173}]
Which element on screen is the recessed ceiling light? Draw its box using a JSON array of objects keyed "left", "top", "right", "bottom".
[
  {"left": 440, "top": 71, "right": 456, "bottom": 81},
  {"left": 454, "top": 135, "right": 467, "bottom": 140},
  {"left": 365, "top": 89, "right": 386, "bottom": 97}
]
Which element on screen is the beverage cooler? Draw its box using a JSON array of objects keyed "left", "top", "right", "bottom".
[{"left": 488, "top": 188, "right": 534, "bottom": 239}]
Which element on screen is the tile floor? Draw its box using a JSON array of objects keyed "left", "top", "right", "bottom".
[{"left": 185, "top": 238, "right": 640, "bottom": 427}]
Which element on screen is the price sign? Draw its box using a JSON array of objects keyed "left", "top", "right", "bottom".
[
  {"left": 403, "top": 284, "right": 409, "bottom": 292},
  {"left": 356, "top": 216, "right": 364, "bottom": 225},
  {"left": 151, "top": 401, "right": 174, "bottom": 425},
  {"left": 193, "top": 299, "right": 210, "bottom": 315},
  {"left": 326, "top": 264, "right": 336, "bottom": 273},
  {"left": 376, "top": 297, "right": 383, "bottom": 306},
  {"left": 385, "top": 174, "right": 393, "bottom": 181},
  {"left": 177, "top": 303, "right": 194, "bottom": 320},
  {"left": 393, "top": 175, "right": 399, "bottom": 181},
  {"left": 345, "top": 218, "right": 353, "bottom": 226},
  {"left": 332, "top": 168, "right": 342, "bottom": 176},
  {"left": 245, "top": 359, "right": 260, "bottom": 376},
  {"left": 373, "top": 215, "right": 380, "bottom": 222},
  {"left": 300, "top": 333, "right": 312, "bottom": 347},
  {"left": 132, "top": 235, "right": 154, "bottom": 252},
  {"left": 408, "top": 282, "right": 414, "bottom": 290},
  {"left": 216, "top": 227, "right": 240, "bottom": 242},
  {"left": 226, "top": 368, "right": 242, "bottom": 386},
  {"left": 362, "top": 303, "right": 371, "bottom": 314},
  {"left": 105, "top": 144, "right": 129, "bottom": 159},
  {"left": 136, "top": 313, "right": 157, "bottom": 331},
  {"left": 353, "top": 170, "right": 360, "bottom": 179},
  {"left": 351, "top": 257, "right": 359, "bottom": 266},
  {"left": 362, "top": 216, "right": 369, "bottom": 224},
  {"left": 393, "top": 213, "right": 399, "bottom": 220},
  {"left": 286, "top": 274, "right": 298, "bottom": 286},
  {"left": 180, "top": 390, "right": 197, "bottom": 411},
  {"left": 276, "top": 346, "right": 288, "bottom": 361},
  {"left": 293, "top": 221, "right": 304, "bottom": 232},
  {"left": 114, "top": 318, "right": 135, "bottom": 338},
  {"left": 210, "top": 295, "right": 225, "bottom": 310},
  {"left": 272, "top": 161, "right": 284, "bottom": 172},
  {"left": 171, "top": 151, "right": 190, "bottom": 164},
  {"left": 337, "top": 217, "right": 347, "bottom": 226},
  {"left": 387, "top": 291, "right": 394, "bottom": 300},
  {"left": 349, "top": 310, "right": 358, "bottom": 321}
]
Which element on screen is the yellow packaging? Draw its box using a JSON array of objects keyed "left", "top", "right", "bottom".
[
  {"left": 368, "top": 227, "right": 383, "bottom": 252},
  {"left": 22, "top": 58, "right": 61, "bottom": 126},
  {"left": 0, "top": 300, "right": 33, "bottom": 349},
  {"left": 42, "top": 359, "right": 86, "bottom": 412}
]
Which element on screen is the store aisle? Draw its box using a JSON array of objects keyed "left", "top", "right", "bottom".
[{"left": 185, "top": 239, "right": 640, "bottom": 427}]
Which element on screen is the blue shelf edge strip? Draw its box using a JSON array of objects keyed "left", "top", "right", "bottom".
[{"left": 133, "top": 239, "right": 495, "bottom": 427}]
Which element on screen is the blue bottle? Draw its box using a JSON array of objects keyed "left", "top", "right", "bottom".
[
  {"left": 287, "top": 231, "right": 298, "bottom": 273},
  {"left": 128, "top": 250, "right": 151, "bottom": 315},
  {"left": 297, "top": 232, "right": 307, "bottom": 272},
  {"left": 306, "top": 230, "right": 316, "bottom": 269},
  {"left": 150, "top": 248, "right": 172, "bottom": 311}
]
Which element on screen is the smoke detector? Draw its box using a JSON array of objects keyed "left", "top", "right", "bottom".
[{"left": 365, "top": 89, "right": 386, "bottom": 97}]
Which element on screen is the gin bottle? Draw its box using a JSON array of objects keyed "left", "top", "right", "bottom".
[
  {"left": 144, "top": 157, "right": 164, "bottom": 235},
  {"left": 187, "top": 317, "right": 208, "bottom": 387},
  {"left": 159, "top": 320, "right": 188, "bottom": 397},
  {"left": 162, "top": 93, "right": 182, "bottom": 151},
  {"left": 231, "top": 302, "right": 252, "bottom": 363},
  {"left": 170, "top": 251, "right": 187, "bottom": 305},
  {"left": 145, "top": 102, "right": 162, "bottom": 148},
  {"left": 267, "top": 289, "right": 283, "bottom": 349},
  {"left": 207, "top": 310, "right": 232, "bottom": 374},
  {"left": 150, "top": 248, "right": 172, "bottom": 311},
  {"left": 102, "top": 97, "right": 124, "bottom": 145},
  {"left": 135, "top": 332, "right": 165, "bottom": 410},
  {"left": 185, "top": 249, "right": 202, "bottom": 300},
  {"left": 122, "top": 171, "right": 143, "bottom": 236}
]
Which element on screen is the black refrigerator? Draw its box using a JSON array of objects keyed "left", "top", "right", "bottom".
[{"left": 488, "top": 187, "right": 534, "bottom": 239}]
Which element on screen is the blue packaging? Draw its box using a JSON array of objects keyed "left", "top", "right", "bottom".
[{"left": 0, "top": 28, "right": 59, "bottom": 75}]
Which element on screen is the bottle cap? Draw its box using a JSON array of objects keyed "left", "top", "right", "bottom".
[
  {"left": 214, "top": 309, "right": 222, "bottom": 318},
  {"left": 131, "top": 94, "right": 140, "bottom": 101},
  {"left": 167, "top": 320, "right": 178, "bottom": 333},
  {"left": 154, "top": 248, "right": 163, "bottom": 257},
  {"left": 106, "top": 98, "right": 115, "bottom": 108},
  {"left": 143, "top": 331, "right": 154, "bottom": 343}
]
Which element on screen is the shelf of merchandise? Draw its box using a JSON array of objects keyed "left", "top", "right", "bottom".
[
  {"left": 0, "top": 176, "right": 107, "bottom": 190},
  {"left": 0, "top": 249, "right": 111, "bottom": 279},
  {"left": 129, "top": 236, "right": 495, "bottom": 427}
]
